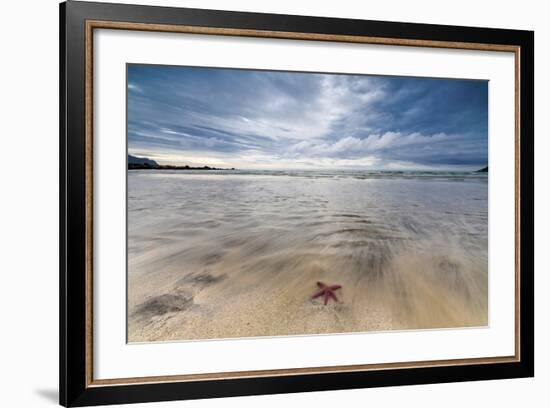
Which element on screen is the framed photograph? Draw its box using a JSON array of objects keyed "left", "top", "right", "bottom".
[{"left": 60, "top": 1, "right": 534, "bottom": 406}]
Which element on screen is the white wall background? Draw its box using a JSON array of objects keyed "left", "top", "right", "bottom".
[{"left": 0, "top": 0, "right": 545, "bottom": 407}]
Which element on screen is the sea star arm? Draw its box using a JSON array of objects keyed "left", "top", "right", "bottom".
[
  {"left": 328, "top": 290, "right": 339, "bottom": 303},
  {"left": 312, "top": 289, "right": 326, "bottom": 299}
]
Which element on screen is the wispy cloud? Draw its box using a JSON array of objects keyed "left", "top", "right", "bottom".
[{"left": 127, "top": 65, "right": 488, "bottom": 170}]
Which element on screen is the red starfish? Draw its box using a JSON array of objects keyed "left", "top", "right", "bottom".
[{"left": 312, "top": 281, "right": 342, "bottom": 305}]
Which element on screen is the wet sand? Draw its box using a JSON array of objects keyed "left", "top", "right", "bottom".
[{"left": 127, "top": 170, "right": 488, "bottom": 342}]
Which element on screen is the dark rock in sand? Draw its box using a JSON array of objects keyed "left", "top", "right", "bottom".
[{"left": 135, "top": 292, "right": 193, "bottom": 318}]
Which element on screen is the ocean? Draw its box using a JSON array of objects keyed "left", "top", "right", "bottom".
[{"left": 127, "top": 170, "right": 488, "bottom": 342}]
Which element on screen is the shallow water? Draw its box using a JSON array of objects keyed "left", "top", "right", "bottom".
[{"left": 127, "top": 170, "right": 488, "bottom": 342}]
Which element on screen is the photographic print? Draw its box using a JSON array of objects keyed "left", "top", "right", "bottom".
[
  {"left": 126, "top": 64, "right": 488, "bottom": 343},
  {"left": 60, "top": 5, "right": 534, "bottom": 404}
]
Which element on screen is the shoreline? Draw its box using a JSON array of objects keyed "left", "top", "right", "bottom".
[{"left": 127, "top": 171, "right": 488, "bottom": 343}]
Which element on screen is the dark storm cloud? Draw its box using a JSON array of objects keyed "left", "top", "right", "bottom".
[{"left": 127, "top": 64, "right": 488, "bottom": 169}]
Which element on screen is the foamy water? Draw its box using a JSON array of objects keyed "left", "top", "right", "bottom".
[{"left": 127, "top": 170, "right": 488, "bottom": 342}]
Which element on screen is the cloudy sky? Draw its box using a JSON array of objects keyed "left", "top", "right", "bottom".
[{"left": 127, "top": 64, "right": 488, "bottom": 170}]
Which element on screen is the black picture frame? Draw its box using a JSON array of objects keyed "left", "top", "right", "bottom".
[{"left": 60, "top": 1, "right": 534, "bottom": 406}]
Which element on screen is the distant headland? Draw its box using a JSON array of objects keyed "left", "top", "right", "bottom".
[
  {"left": 477, "top": 166, "right": 488, "bottom": 173},
  {"left": 128, "top": 155, "right": 235, "bottom": 171}
]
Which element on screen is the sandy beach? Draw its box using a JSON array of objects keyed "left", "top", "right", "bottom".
[{"left": 127, "top": 170, "right": 488, "bottom": 342}]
